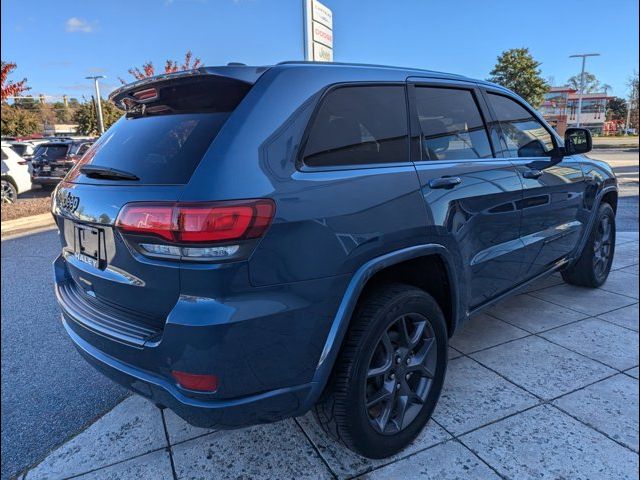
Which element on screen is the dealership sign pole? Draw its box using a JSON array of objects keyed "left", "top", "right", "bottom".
[{"left": 303, "top": 0, "right": 333, "bottom": 61}]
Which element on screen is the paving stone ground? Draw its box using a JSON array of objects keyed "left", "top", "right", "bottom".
[{"left": 21, "top": 233, "right": 639, "bottom": 480}]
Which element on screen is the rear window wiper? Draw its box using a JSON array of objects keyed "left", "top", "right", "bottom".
[{"left": 80, "top": 165, "right": 140, "bottom": 181}]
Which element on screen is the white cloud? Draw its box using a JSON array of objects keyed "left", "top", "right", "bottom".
[{"left": 65, "top": 17, "right": 94, "bottom": 33}]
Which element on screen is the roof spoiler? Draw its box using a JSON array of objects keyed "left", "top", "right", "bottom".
[{"left": 109, "top": 66, "right": 270, "bottom": 110}]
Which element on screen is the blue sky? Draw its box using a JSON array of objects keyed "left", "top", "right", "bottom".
[{"left": 2, "top": 0, "right": 638, "bottom": 100}]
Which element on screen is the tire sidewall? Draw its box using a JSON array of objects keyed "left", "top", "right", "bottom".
[
  {"left": 1, "top": 180, "right": 17, "bottom": 204},
  {"left": 344, "top": 290, "right": 448, "bottom": 458},
  {"left": 591, "top": 203, "right": 616, "bottom": 285}
]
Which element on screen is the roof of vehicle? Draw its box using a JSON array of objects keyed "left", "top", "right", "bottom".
[
  {"left": 109, "top": 61, "right": 510, "bottom": 103},
  {"left": 37, "top": 139, "right": 94, "bottom": 146}
]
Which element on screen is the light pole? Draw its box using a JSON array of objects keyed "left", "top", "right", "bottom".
[
  {"left": 85, "top": 75, "right": 106, "bottom": 134},
  {"left": 624, "top": 99, "right": 632, "bottom": 135},
  {"left": 569, "top": 53, "right": 600, "bottom": 127}
]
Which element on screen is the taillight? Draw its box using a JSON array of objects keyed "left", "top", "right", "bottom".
[
  {"left": 115, "top": 199, "right": 275, "bottom": 259},
  {"left": 116, "top": 205, "right": 175, "bottom": 241}
]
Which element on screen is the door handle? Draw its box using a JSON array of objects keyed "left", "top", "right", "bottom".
[
  {"left": 522, "top": 169, "right": 543, "bottom": 179},
  {"left": 429, "top": 176, "right": 462, "bottom": 189}
]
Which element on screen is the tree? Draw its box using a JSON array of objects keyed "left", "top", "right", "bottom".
[
  {"left": 488, "top": 48, "right": 549, "bottom": 108},
  {"left": 0, "top": 104, "right": 40, "bottom": 136},
  {"left": 566, "top": 71, "right": 604, "bottom": 93},
  {"left": 52, "top": 101, "right": 74, "bottom": 123},
  {"left": 628, "top": 71, "right": 639, "bottom": 131},
  {"left": 606, "top": 97, "right": 628, "bottom": 122},
  {"left": 1, "top": 61, "right": 29, "bottom": 102},
  {"left": 74, "top": 98, "right": 121, "bottom": 135},
  {"left": 123, "top": 50, "right": 202, "bottom": 83}
]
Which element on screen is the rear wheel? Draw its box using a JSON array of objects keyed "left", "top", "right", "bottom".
[
  {"left": 562, "top": 202, "right": 616, "bottom": 288},
  {"left": 314, "top": 283, "right": 448, "bottom": 458},
  {"left": 1, "top": 179, "right": 18, "bottom": 204}
]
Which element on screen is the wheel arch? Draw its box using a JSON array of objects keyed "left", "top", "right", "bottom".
[
  {"left": 1, "top": 175, "right": 18, "bottom": 191},
  {"left": 303, "top": 244, "right": 460, "bottom": 411},
  {"left": 571, "top": 185, "right": 619, "bottom": 265}
]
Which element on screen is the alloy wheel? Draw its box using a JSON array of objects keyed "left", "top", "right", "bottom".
[
  {"left": 593, "top": 215, "right": 613, "bottom": 277},
  {"left": 364, "top": 313, "right": 437, "bottom": 435},
  {"left": 1, "top": 182, "right": 17, "bottom": 204}
]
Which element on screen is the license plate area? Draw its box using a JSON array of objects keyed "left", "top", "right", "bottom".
[{"left": 73, "top": 225, "right": 106, "bottom": 269}]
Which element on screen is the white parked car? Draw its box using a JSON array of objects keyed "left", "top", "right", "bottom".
[
  {"left": 1, "top": 142, "right": 32, "bottom": 203},
  {"left": 8, "top": 141, "right": 39, "bottom": 160}
]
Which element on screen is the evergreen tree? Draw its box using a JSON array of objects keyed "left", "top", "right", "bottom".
[{"left": 488, "top": 48, "right": 549, "bottom": 108}]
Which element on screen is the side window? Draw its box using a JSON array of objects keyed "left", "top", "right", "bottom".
[
  {"left": 414, "top": 87, "right": 493, "bottom": 161},
  {"left": 487, "top": 93, "right": 555, "bottom": 158},
  {"left": 77, "top": 143, "right": 91, "bottom": 156},
  {"left": 1, "top": 149, "right": 8, "bottom": 161},
  {"left": 302, "top": 85, "right": 408, "bottom": 167}
]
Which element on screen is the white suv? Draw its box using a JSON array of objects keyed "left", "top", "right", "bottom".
[{"left": 1, "top": 143, "right": 32, "bottom": 203}]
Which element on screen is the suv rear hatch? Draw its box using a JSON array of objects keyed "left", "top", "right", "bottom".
[
  {"left": 32, "top": 143, "right": 71, "bottom": 178},
  {"left": 53, "top": 67, "right": 266, "bottom": 345}
]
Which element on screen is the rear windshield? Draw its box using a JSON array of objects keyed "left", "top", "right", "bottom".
[
  {"left": 73, "top": 112, "right": 230, "bottom": 184},
  {"left": 34, "top": 144, "right": 69, "bottom": 161},
  {"left": 10, "top": 144, "right": 29, "bottom": 156}
]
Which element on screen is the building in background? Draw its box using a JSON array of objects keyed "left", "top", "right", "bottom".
[
  {"left": 539, "top": 87, "right": 612, "bottom": 135},
  {"left": 43, "top": 124, "right": 78, "bottom": 136}
]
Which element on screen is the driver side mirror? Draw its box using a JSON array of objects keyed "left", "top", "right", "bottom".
[{"left": 565, "top": 128, "right": 592, "bottom": 155}]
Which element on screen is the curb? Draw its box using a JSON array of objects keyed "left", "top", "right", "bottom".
[
  {"left": 591, "top": 145, "right": 639, "bottom": 150},
  {"left": 1, "top": 213, "right": 56, "bottom": 240}
]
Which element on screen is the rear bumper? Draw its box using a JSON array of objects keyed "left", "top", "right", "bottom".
[
  {"left": 32, "top": 176, "right": 63, "bottom": 185},
  {"left": 63, "top": 315, "right": 314, "bottom": 428},
  {"left": 53, "top": 254, "right": 349, "bottom": 429}
]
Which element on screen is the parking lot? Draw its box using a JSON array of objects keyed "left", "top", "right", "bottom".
[{"left": 2, "top": 149, "right": 638, "bottom": 480}]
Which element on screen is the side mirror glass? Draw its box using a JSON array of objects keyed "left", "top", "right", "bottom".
[{"left": 565, "top": 128, "right": 592, "bottom": 155}]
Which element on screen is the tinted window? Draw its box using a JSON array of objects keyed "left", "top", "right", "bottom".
[
  {"left": 414, "top": 87, "right": 492, "bottom": 161},
  {"left": 488, "top": 93, "right": 555, "bottom": 157},
  {"left": 1, "top": 149, "right": 8, "bottom": 160},
  {"left": 303, "top": 86, "right": 408, "bottom": 167},
  {"left": 70, "top": 113, "right": 229, "bottom": 184},
  {"left": 73, "top": 143, "right": 92, "bottom": 156},
  {"left": 10, "top": 144, "right": 28, "bottom": 156},
  {"left": 34, "top": 144, "right": 69, "bottom": 161}
]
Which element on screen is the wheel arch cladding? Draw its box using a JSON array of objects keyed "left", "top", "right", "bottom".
[{"left": 304, "top": 245, "right": 459, "bottom": 411}]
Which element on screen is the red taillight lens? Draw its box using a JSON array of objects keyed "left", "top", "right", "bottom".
[
  {"left": 171, "top": 371, "right": 218, "bottom": 392},
  {"left": 116, "top": 205, "right": 175, "bottom": 241},
  {"left": 179, "top": 205, "right": 254, "bottom": 242},
  {"left": 115, "top": 199, "right": 275, "bottom": 243}
]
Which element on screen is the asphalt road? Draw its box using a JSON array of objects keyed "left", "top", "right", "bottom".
[
  {"left": 0, "top": 149, "right": 637, "bottom": 480},
  {"left": 0, "top": 232, "right": 128, "bottom": 480}
]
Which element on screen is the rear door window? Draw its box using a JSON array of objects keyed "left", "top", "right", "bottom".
[
  {"left": 414, "top": 87, "right": 493, "bottom": 161},
  {"left": 302, "top": 85, "right": 408, "bottom": 167},
  {"left": 487, "top": 93, "right": 555, "bottom": 157},
  {"left": 73, "top": 143, "right": 92, "bottom": 156}
]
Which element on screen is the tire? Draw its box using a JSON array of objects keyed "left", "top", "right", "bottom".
[
  {"left": 1, "top": 179, "right": 18, "bottom": 204},
  {"left": 314, "top": 283, "right": 448, "bottom": 458},
  {"left": 562, "top": 202, "right": 616, "bottom": 288}
]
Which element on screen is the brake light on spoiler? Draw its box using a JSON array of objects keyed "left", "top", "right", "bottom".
[{"left": 115, "top": 199, "right": 275, "bottom": 260}]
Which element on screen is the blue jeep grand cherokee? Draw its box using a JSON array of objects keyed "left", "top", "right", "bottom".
[{"left": 52, "top": 62, "right": 617, "bottom": 458}]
